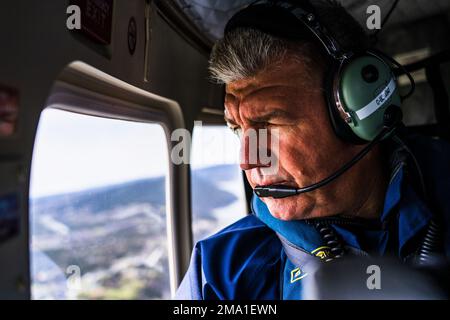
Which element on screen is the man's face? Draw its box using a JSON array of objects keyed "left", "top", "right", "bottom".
[{"left": 225, "top": 55, "right": 376, "bottom": 220}]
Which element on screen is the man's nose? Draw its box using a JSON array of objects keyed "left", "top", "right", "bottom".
[{"left": 239, "top": 129, "right": 272, "bottom": 171}]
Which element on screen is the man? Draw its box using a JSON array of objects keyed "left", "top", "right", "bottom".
[{"left": 176, "top": 0, "right": 450, "bottom": 299}]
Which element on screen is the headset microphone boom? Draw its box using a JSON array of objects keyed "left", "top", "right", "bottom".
[{"left": 254, "top": 106, "right": 403, "bottom": 199}]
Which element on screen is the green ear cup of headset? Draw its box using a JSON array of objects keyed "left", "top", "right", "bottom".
[{"left": 338, "top": 54, "right": 402, "bottom": 141}]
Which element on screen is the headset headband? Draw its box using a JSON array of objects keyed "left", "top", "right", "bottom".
[{"left": 225, "top": 0, "right": 352, "bottom": 61}]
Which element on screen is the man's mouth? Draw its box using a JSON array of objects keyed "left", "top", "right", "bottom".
[{"left": 256, "top": 180, "right": 297, "bottom": 188}]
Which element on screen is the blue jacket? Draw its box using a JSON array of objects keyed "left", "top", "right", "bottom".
[{"left": 176, "top": 132, "right": 450, "bottom": 299}]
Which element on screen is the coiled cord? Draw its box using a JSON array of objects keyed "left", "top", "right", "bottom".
[
  {"left": 315, "top": 222, "right": 345, "bottom": 262},
  {"left": 416, "top": 219, "right": 442, "bottom": 266}
]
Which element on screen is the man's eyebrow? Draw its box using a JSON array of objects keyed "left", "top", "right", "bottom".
[
  {"left": 249, "top": 109, "right": 292, "bottom": 123},
  {"left": 223, "top": 109, "right": 293, "bottom": 126}
]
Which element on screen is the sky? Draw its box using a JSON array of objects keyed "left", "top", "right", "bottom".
[{"left": 29, "top": 108, "right": 241, "bottom": 198}]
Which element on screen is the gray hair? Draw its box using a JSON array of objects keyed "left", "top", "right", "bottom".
[
  {"left": 208, "top": 0, "right": 369, "bottom": 84},
  {"left": 209, "top": 28, "right": 316, "bottom": 84}
]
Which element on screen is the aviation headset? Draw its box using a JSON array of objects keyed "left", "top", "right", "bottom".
[{"left": 224, "top": 0, "right": 405, "bottom": 144}]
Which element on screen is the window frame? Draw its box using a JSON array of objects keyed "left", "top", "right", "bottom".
[
  {"left": 32, "top": 61, "right": 192, "bottom": 297},
  {"left": 189, "top": 123, "right": 250, "bottom": 245}
]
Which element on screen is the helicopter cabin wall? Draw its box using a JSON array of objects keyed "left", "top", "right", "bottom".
[{"left": 0, "top": 0, "right": 220, "bottom": 299}]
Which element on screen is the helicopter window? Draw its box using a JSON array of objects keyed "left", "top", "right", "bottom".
[
  {"left": 190, "top": 123, "right": 248, "bottom": 243},
  {"left": 29, "top": 108, "right": 171, "bottom": 300}
]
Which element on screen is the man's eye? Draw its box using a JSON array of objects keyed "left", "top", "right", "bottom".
[
  {"left": 227, "top": 124, "right": 242, "bottom": 137},
  {"left": 231, "top": 127, "right": 242, "bottom": 137}
]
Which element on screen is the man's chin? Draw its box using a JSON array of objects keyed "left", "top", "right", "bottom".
[{"left": 262, "top": 197, "right": 305, "bottom": 221}]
